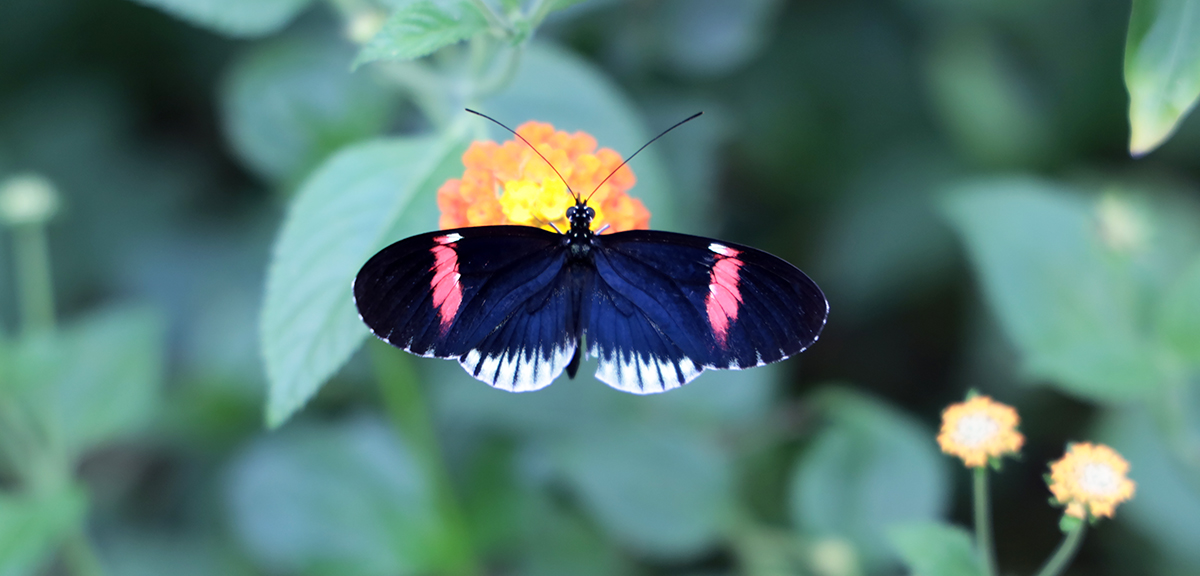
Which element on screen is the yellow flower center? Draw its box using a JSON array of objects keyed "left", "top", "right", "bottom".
[
  {"left": 499, "top": 179, "right": 573, "bottom": 228},
  {"left": 952, "top": 413, "right": 1000, "bottom": 448}
]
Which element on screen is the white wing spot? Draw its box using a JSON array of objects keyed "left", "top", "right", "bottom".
[{"left": 708, "top": 242, "right": 731, "bottom": 256}]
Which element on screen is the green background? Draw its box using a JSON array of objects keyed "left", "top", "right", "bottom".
[{"left": 2, "top": 0, "right": 1200, "bottom": 574}]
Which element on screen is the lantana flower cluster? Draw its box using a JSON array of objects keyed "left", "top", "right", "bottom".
[{"left": 437, "top": 121, "right": 649, "bottom": 233}]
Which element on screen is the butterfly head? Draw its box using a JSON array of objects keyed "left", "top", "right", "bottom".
[{"left": 565, "top": 201, "right": 595, "bottom": 235}]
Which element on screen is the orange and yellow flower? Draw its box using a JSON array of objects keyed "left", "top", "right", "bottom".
[
  {"left": 1048, "top": 442, "right": 1136, "bottom": 520},
  {"left": 437, "top": 121, "right": 650, "bottom": 233},
  {"left": 937, "top": 395, "right": 1024, "bottom": 467}
]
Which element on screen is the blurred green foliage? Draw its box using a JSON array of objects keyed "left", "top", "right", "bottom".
[{"left": 2, "top": 0, "right": 1200, "bottom": 575}]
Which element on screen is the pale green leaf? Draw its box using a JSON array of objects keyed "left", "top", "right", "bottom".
[
  {"left": 519, "top": 492, "right": 629, "bottom": 576},
  {"left": 261, "top": 134, "right": 468, "bottom": 428},
  {"left": 226, "top": 416, "right": 446, "bottom": 575},
  {"left": 221, "top": 35, "right": 395, "bottom": 183},
  {"left": 1157, "top": 255, "right": 1200, "bottom": 364},
  {"left": 888, "top": 522, "right": 984, "bottom": 576},
  {"left": 4, "top": 305, "right": 164, "bottom": 461},
  {"left": 556, "top": 423, "right": 733, "bottom": 558},
  {"left": 354, "top": 1, "right": 487, "bottom": 68},
  {"left": 1125, "top": 0, "right": 1200, "bottom": 155},
  {"left": 1094, "top": 404, "right": 1200, "bottom": 565},
  {"left": 943, "top": 178, "right": 1162, "bottom": 402},
  {"left": 126, "top": 0, "right": 315, "bottom": 37},
  {"left": 789, "top": 386, "right": 950, "bottom": 568},
  {"left": 0, "top": 487, "right": 88, "bottom": 576}
]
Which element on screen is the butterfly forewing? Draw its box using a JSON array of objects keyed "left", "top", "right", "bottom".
[
  {"left": 585, "top": 230, "right": 827, "bottom": 393},
  {"left": 353, "top": 226, "right": 581, "bottom": 391}
]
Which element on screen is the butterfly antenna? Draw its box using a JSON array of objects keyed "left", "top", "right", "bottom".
[
  {"left": 585, "top": 111, "right": 702, "bottom": 203},
  {"left": 465, "top": 108, "right": 579, "bottom": 201}
]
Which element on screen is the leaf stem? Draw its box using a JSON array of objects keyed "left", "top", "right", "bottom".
[
  {"left": 472, "top": 44, "right": 524, "bottom": 99},
  {"left": 973, "top": 467, "right": 997, "bottom": 576},
  {"left": 13, "top": 223, "right": 55, "bottom": 336},
  {"left": 528, "top": 0, "right": 555, "bottom": 28},
  {"left": 1032, "top": 520, "right": 1085, "bottom": 576},
  {"left": 370, "top": 341, "right": 480, "bottom": 576},
  {"left": 468, "top": 0, "right": 510, "bottom": 35}
]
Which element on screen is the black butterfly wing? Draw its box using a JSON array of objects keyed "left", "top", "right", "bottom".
[
  {"left": 353, "top": 226, "right": 580, "bottom": 392},
  {"left": 585, "top": 230, "right": 828, "bottom": 393}
]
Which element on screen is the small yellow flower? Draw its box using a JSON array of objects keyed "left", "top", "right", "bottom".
[
  {"left": 937, "top": 395, "right": 1024, "bottom": 467},
  {"left": 437, "top": 121, "right": 649, "bottom": 233},
  {"left": 1048, "top": 442, "right": 1136, "bottom": 520}
]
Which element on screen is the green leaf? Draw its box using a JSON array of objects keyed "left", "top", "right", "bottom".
[
  {"left": 0, "top": 487, "right": 88, "bottom": 576},
  {"left": 354, "top": 1, "right": 487, "bottom": 68},
  {"left": 4, "top": 305, "right": 164, "bottom": 461},
  {"left": 261, "top": 134, "right": 469, "bottom": 428},
  {"left": 226, "top": 416, "right": 448, "bottom": 576},
  {"left": 789, "top": 386, "right": 950, "bottom": 568},
  {"left": 1125, "top": 0, "right": 1200, "bottom": 155},
  {"left": 484, "top": 42, "right": 677, "bottom": 228},
  {"left": 221, "top": 35, "right": 396, "bottom": 184},
  {"left": 943, "top": 178, "right": 1162, "bottom": 402},
  {"left": 101, "top": 531, "right": 257, "bottom": 576},
  {"left": 125, "top": 0, "right": 315, "bottom": 38},
  {"left": 1094, "top": 403, "right": 1200, "bottom": 565},
  {"left": 555, "top": 422, "right": 733, "bottom": 558},
  {"left": 1157, "top": 255, "right": 1200, "bottom": 364},
  {"left": 888, "top": 522, "right": 984, "bottom": 576},
  {"left": 518, "top": 491, "right": 629, "bottom": 576}
]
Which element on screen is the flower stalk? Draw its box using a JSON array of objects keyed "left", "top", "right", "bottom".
[
  {"left": 1033, "top": 520, "right": 1086, "bottom": 576},
  {"left": 973, "top": 467, "right": 996, "bottom": 576}
]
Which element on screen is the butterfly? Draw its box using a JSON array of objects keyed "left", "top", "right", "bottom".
[{"left": 353, "top": 111, "right": 828, "bottom": 394}]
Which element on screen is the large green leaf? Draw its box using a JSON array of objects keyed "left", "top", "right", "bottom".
[
  {"left": 126, "top": 0, "right": 315, "bottom": 37},
  {"left": 518, "top": 491, "right": 629, "bottom": 576},
  {"left": 261, "top": 134, "right": 468, "bottom": 427},
  {"left": 354, "top": 1, "right": 487, "bottom": 68},
  {"left": 1157, "top": 255, "right": 1200, "bottom": 365},
  {"left": 1094, "top": 404, "right": 1200, "bottom": 565},
  {"left": 484, "top": 43, "right": 678, "bottom": 229},
  {"left": 3, "top": 305, "right": 164, "bottom": 461},
  {"left": 0, "top": 487, "right": 87, "bottom": 576},
  {"left": 226, "top": 416, "right": 447, "bottom": 576},
  {"left": 888, "top": 522, "right": 984, "bottom": 576},
  {"left": 221, "top": 35, "right": 396, "bottom": 184},
  {"left": 789, "top": 386, "right": 950, "bottom": 568},
  {"left": 555, "top": 422, "right": 733, "bottom": 558},
  {"left": 943, "top": 178, "right": 1162, "bottom": 402},
  {"left": 1125, "top": 0, "right": 1200, "bottom": 155}
]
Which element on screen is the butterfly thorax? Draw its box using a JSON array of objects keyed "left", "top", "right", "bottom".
[{"left": 564, "top": 202, "right": 595, "bottom": 260}]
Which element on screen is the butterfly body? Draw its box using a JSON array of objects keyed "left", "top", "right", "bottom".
[{"left": 354, "top": 198, "right": 828, "bottom": 394}]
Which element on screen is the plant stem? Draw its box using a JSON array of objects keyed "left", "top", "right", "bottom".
[
  {"left": 528, "top": 0, "right": 555, "bottom": 28},
  {"left": 1033, "top": 520, "right": 1086, "bottom": 576},
  {"left": 12, "top": 224, "right": 55, "bottom": 336},
  {"left": 974, "top": 467, "right": 997, "bottom": 576},
  {"left": 472, "top": 44, "right": 524, "bottom": 99},
  {"left": 370, "top": 341, "right": 480, "bottom": 576},
  {"left": 468, "top": 0, "right": 510, "bottom": 35}
]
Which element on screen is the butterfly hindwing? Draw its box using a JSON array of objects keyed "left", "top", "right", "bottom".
[
  {"left": 586, "top": 230, "right": 828, "bottom": 393},
  {"left": 353, "top": 226, "right": 579, "bottom": 392}
]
